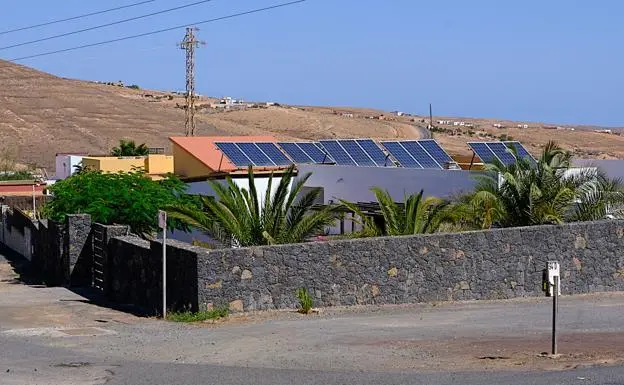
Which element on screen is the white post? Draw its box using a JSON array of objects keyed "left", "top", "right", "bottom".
[
  {"left": 32, "top": 184, "right": 36, "bottom": 220},
  {"left": 162, "top": 226, "right": 167, "bottom": 319},
  {"left": 158, "top": 210, "right": 167, "bottom": 319}
]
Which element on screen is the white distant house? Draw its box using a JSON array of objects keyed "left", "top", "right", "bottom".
[{"left": 54, "top": 153, "right": 87, "bottom": 180}]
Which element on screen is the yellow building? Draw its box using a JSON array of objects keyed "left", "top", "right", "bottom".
[{"left": 81, "top": 155, "right": 174, "bottom": 180}]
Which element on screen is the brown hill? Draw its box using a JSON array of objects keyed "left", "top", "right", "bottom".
[{"left": 1, "top": 59, "right": 623, "bottom": 172}]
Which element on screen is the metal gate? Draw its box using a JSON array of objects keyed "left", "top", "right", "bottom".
[{"left": 92, "top": 226, "right": 106, "bottom": 291}]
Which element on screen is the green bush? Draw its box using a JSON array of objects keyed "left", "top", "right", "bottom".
[
  {"left": 167, "top": 305, "right": 229, "bottom": 322},
  {"left": 42, "top": 170, "right": 193, "bottom": 237},
  {"left": 297, "top": 288, "right": 313, "bottom": 314}
]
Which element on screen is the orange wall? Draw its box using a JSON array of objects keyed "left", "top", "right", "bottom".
[
  {"left": 145, "top": 155, "right": 174, "bottom": 174},
  {"left": 82, "top": 155, "right": 173, "bottom": 175},
  {"left": 172, "top": 144, "right": 214, "bottom": 178}
]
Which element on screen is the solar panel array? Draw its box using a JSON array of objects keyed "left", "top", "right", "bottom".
[
  {"left": 215, "top": 138, "right": 533, "bottom": 170},
  {"left": 467, "top": 141, "right": 536, "bottom": 166},
  {"left": 318, "top": 139, "right": 394, "bottom": 167},
  {"left": 380, "top": 139, "right": 456, "bottom": 169},
  {"left": 214, "top": 142, "right": 292, "bottom": 167},
  {"left": 277, "top": 142, "right": 334, "bottom": 164}
]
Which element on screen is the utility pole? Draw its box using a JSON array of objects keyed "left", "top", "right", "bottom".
[
  {"left": 429, "top": 103, "right": 433, "bottom": 129},
  {"left": 178, "top": 27, "right": 205, "bottom": 136}
]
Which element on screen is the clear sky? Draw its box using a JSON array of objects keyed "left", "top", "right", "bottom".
[{"left": 1, "top": 0, "right": 623, "bottom": 126}]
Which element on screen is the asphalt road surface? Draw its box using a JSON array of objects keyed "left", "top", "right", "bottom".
[{"left": 2, "top": 251, "right": 624, "bottom": 385}]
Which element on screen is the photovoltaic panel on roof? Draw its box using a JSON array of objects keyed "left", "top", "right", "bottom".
[
  {"left": 256, "top": 142, "right": 293, "bottom": 166},
  {"left": 419, "top": 139, "right": 454, "bottom": 166},
  {"left": 380, "top": 141, "right": 423, "bottom": 168},
  {"left": 236, "top": 142, "right": 275, "bottom": 166},
  {"left": 299, "top": 142, "right": 333, "bottom": 163},
  {"left": 356, "top": 139, "right": 394, "bottom": 167},
  {"left": 487, "top": 142, "right": 517, "bottom": 165},
  {"left": 400, "top": 141, "right": 441, "bottom": 169},
  {"left": 278, "top": 142, "right": 313, "bottom": 164},
  {"left": 467, "top": 142, "right": 498, "bottom": 164},
  {"left": 215, "top": 142, "right": 253, "bottom": 167},
  {"left": 337, "top": 140, "right": 376, "bottom": 167},
  {"left": 504, "top": 141, "right": 536, "bottom": 164},
  {"left": 318, "top": 140, "right": 357, "bottom": 166}
]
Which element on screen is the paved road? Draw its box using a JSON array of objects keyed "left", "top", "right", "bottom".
[{"left": 2, "top": 253, "right": 624, "bottom": 384}]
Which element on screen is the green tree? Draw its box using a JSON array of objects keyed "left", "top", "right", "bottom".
[
  {"left": 341, "top": 188, "right": 456, "bottom": 236},
  {"left": 111, "top": 140, "right": 149, "bottom": 157},
  {"left": 43, "top": 170, "right": 188, "bottom": 237},
  {"left": 462, "top": 141, "right": 624, "bottom": 228},
  {"left": 166, "top": 165, "right": 338, "bottom": 247}
]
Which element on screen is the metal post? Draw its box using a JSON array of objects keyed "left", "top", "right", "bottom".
[
  {"left": 552, "top": 276, "right": 558, "bottom": 355},
  {"left": 32, "top": 184, "right": 36, "bottom": 219},
  {"left": 162, "top": 228, "right": 167, "bottom": 319}
]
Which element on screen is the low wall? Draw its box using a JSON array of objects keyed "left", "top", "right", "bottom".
[
  {"left": 193, "top": 220, "right": 624, "bottom": 311},
  {"left": 0, "top": 206, "right": 35, "bottom": 261}
]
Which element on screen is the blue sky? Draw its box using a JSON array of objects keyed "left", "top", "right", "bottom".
[{"left": 1, "top": 0, "right": 623, "bottom": 126}]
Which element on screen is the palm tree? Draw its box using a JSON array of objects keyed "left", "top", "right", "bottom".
[
  {"left": 340, "top": 188, "right": 456, "bottom": 236},
  {"left": 166, "top": 165, "right": 338, "bottom": 247},
  {"left": 463, "top": 141, "right": 624, "bottom": 228},
  {"left": 111, "top": 140, "right": 149, "bottom": 157}
]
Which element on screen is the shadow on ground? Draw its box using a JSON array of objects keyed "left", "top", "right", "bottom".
[{"left": 0, "top": 244, "right": 152, "bottom": 318}]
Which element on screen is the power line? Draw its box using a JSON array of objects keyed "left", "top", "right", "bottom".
[
  {"left": 0, "top": 0, "right": 157, "bottom": 36},
  {"left": 9, "top": 0, "right": 307, "bottom": 62},
  {"left": 0, "top": 0, "right": 217, "bottom": 51}
]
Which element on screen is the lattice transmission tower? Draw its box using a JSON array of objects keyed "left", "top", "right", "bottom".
[{"left": 178, "top": 27, "right": 205, "bottom": 136}]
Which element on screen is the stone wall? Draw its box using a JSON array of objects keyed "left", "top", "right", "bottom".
[
  {"left": 0, "top": 206, "right": 35, "bottom": 261},
  {"left": 193, "top": 220, "right": 624, "bottom": 311},
  {"left": 107, "top": 237, "right": 198, "bottom": 314}
]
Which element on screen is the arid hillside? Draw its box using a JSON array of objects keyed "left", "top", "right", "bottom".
[{"left": 1, "top": 59, "right": 623, "bottom": 172}]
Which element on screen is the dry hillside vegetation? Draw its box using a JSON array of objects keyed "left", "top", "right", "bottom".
[{"left": 1, "top": 59, "right": 623, "bottom": 171}]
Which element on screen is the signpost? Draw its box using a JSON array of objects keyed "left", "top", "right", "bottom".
[
  {"left": 158, "top": 210, "right": 167, "bottom": 319},
  {"left": 547, "top": 261, "right": 560, "bottom": 356}
]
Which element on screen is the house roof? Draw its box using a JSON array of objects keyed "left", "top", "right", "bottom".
[{"left": 169, "top": 136, "right": 286, "bottom": 174}]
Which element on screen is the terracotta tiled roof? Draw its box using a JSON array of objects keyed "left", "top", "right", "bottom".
[{"left": 169, "top": 136, "right": 285, "bottom": 173}]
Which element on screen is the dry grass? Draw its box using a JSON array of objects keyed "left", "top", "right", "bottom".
[{"left": 1, "top": 59, "right": 623, "bottom": 172}]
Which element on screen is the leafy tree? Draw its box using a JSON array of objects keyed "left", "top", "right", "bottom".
[
  {"left": 462, "top": 141, "right": 624, "bottom": 228},
  {"left": 166, "top": 165, "right": 338, "bottom": 247},
  {"left": 111, "top": 140, "right": 149, "bottom": 157},
  {"left": 340, "top": 188, "right": 456, "bottom": 236},
  {"left": 43, "top": 170, "right": 189, "bottom": 237}
]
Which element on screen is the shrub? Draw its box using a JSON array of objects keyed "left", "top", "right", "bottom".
[
  {"left": 167, "top": 305, "right": 229, "bottom": 322},
  {"left": 43, "top": 170, "right": 191, "bottom": 237},
  {"left": 297, "top": 288, "right": 313, "bottom": 314}
]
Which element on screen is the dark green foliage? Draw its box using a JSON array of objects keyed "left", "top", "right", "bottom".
[
  {"left": 297, "top": 288, "right": 313, "bottom": 314},
  {"left": 42, "top": 170, "right": 189, "bottom": 237},
  {"left": 167, "top": 305, "right": 229, "bottom": 322},
  {"left": 461, "top": 141, "right": 624, "bottom": 228},
  {"left": 111, "top": 139, "right": 149, "bottom": 156},
  {"left": 341, "top": 188, "right": 456, "bottom": 237},
  {"left": 167, "top": 165, "right": 338, "bottom": 247}
]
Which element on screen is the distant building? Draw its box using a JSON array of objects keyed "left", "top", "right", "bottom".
[
  {"left": 80, "top": 154, "right": 173, "bottom": 180},
  {"left": 55, "top": 153, "right": 87, "bottom": 180}
]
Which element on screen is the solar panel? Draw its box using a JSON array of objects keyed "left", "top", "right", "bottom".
[
  {"left": 487, "top": 142, "right": 517, "bottom": 165},
  {"left": 337, "top": 140, "right": 376, "bottom": 167},
  {"left": 298, "top": 142, "right": 333, "bottom": 163},
  {"left": 380, "top": 141, "right": 423, "bottom": 168},
  {"left": 256, "top": 142, "right": 292, "bottom": 166},
  {"left": 468, "top": 142, "right": 498, "bottom": 164},
  {"left": 400, "top": 141, "right": 441, "bottom": 169},
  {"left": 318, "top": 140, "right": 357, "bottom": 166},
  {"left": 419, "top": 139, "right": 454, "bottom": 166},
  {"left": 236, "top": 142, "right": 274, "bottom": 166},
  {"left": 356, "top": 139, "right": 393, "bottom": 167},
  {"left": 278, "top": 142, "right": 313, "bottom": 164},
  {"left": 504, "top": 141, "right": 536, "bottom": 164},
  {"left": 215, "top": 142, "right": 253, "bottom": 167}
]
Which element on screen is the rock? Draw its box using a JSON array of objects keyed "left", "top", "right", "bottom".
[
  {"left": 231, "top": 266, "right": 241, "bottom": 274},
  {"left": 371, "top": 285, "right": 380, "bottom": 297},
  {"left": 206, "top": 280, "right": 222, "bottom": 289},
  {"left": 229, "top": 299, "right": 244, "bottom": 312},
  {"left": 387, "top": 267, "right": 398, "bottom": 277},
  {"left": 574, "top": 236, "right": 587, "bottom": 249},
  {"left": 241, "top": 269, "right": 253, "bottom": 280}
]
